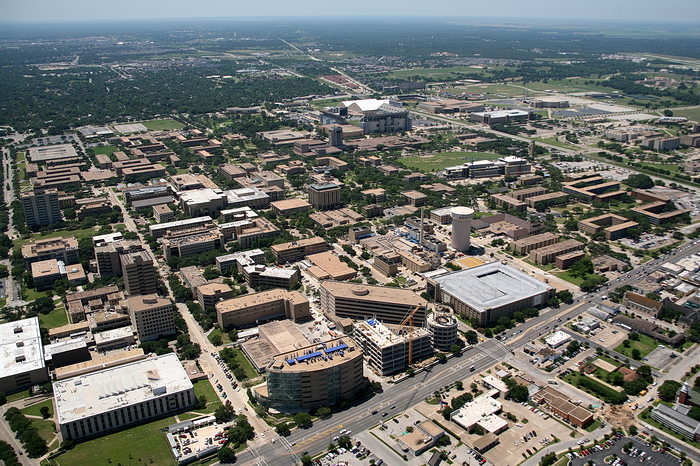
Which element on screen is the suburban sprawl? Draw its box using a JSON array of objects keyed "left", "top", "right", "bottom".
[{"left": 1, "top": 17, "right": 700, "bottom": 466}]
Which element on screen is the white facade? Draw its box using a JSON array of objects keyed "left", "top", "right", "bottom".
[{"left": 451, "top": 206, "right": 474, "bottom": 252}]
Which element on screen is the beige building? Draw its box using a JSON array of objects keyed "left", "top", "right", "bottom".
[
  {"left": 401, "top": 190, "right": 428, "bottom": 207},
  {"left": 270, "top": 198, "right": 312, "bottom": 216},
  {"left": 153, "top": 204, "right": 174, "bottom": 223},
  {"left": 216, "top": 290, "right": 310, "bottom": 329},
  {"left": 491, "top": 193, "right": 527, "bottom": 212},
  {"left": 353, "top": 320, "right": 432, "bottom": 375},
  {"left": 529, "top": 239, "right": 585, "bottom": 265},
  {"left": 31, "top": 259, "right": 63, "bottom": 291},
  {"left": 306, "top": 252, "right": 357, "bottom": 281},
  {"left": 121, "top": 250, "right": 158, "bottom": 296},
  {"left": 197, "top": 283, "right": 234, "bottom": 309},
  {"left": 162, "top": 224, "right": 224, "bottom": 259},
  {"left": 126, "top": 295, "right": 175, "bottom": 342},
  {"left": 578, "top": 213, "right": 639, "bottom": 240},
  {"left": 22, "top": 236, "right": 79, "bottom": 268},
  {"left": 320, "top": 281, "right": 428, "bottom": 325},
  {"left": 95, "top": 240, "right": 144, "bottom": 278},
  {"left": 511, "top": 232, "right": 559, "bottom": 256},
  {"left": 271, "top": 237, "right": 328, "bottom": 264}
]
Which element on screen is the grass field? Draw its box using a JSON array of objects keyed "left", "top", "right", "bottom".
[
  {"left": 637, "top": 162, "right": 682, "bottom": 175},
  {"left": 32, "top": 418, "right": 57, "bottom": 444},
  {"left": 21, "top": 399, "right": 54, "bottom": 418},
  {"left": 23, "top": 287, "right": 51, "bottom": 302},
  {"left": 672, "top": 107, "right": 700, "bottom": 123},
  {"left": 7, "top": 391, "right": 32, "bottom": 403},
  {"left": 379, "top": 66, "right": 497, "bottom": 81},
  {"left": 207, "top": 328, "right": 231, "bottom": 346},
  {"left": 141, "top": 119, "right": 185, "bottom": 131},
  {"left": 554, "top": 271, "right": 606, "bottom": 287},
  {"left": 401, "top": 151, "right": 502, "bottom": 172},
  {"left": 192, "top": 379, "right": 222, "bottom": 414},
  {"left": 38, "top": 304, "right": 68, "bottom": 329},
  {"left": 92, "top": 145, "right": 119, "bottom": 156},
  {"left": 14, "top": 227, "right": 98, "bottom": 248},
  {"left": 228, "top": 348, "right": 259, "bottom": 380},
  {"left": 614, "top": 333, "right": 658, "bottom": 359},
  {"left": 55, "top": 416, "right": 177, "bottom": 466}
]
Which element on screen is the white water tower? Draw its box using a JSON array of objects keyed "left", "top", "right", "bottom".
[{"left": 451, "top": 206, "right": 474, "bottom": 252}]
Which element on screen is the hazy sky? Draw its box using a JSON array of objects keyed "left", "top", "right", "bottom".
[{"left": 1, "top": 0, "right": 698, "bottom": 23}]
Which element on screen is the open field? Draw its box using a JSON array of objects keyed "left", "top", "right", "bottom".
[
  {"left": 14, "top": 227, "right": 99, "bottom": 248},
  {"left": 673, "top": 107, "right": 700, "bottom": 123},
  {"left": 92, "top": 145, "right": 119, "bottom": 156},
  {"left": 207, "top": 328, "right": 231, "bottom": 346},
  {"left": 141, "top": 119, "right": 185, "bottom": 131},
  {"left": 401, "top": 151, "right": 502, "bottom": 171},
  {"left": 376, "top": 66, "right": 500, "bottom": 81},
  {"left": 55, "top": 416, "right": 176, "bottom": 466},
  {"left": 21, "top": 399, "right": 54, "bottom": 418},
  {"left": 192, "top": 379, "right": 222, "bottom": 414},
  {"left": 614, "top": 333, "right": 658, "bottom": 360},
  {"left": 228, "top": 348, "right": 258, "bottom": 380},
  {"left": 39, "top": 304, "right": 69, "bottom": 329}
]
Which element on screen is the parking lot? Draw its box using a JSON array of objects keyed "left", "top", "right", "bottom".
[{"left": 570, "top": 435, "right": 681, "bottom": 466}]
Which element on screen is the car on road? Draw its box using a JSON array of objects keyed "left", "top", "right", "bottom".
[
  {"left": 382, "top": 412, "right": 388, "bottom": 417},
  {"left": 371, "top": 410, "right": 378, "bottom": 415}
]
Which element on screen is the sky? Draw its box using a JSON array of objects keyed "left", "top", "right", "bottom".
[{"left": 1, "top": 0, "right": 698, "bottom": 23}]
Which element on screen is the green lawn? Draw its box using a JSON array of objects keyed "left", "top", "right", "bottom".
[
  {"left": 401, "top": 151, "right": 503, "bottom": 172},
  {"left": 6, "top": 390, "right": 32, "bottom": 403},
  {"left": 637, "top": 162, "right": 682, "bottom": 175},
  {"left": 585, "top": 419, "right": 603, "bottom": 432},
  {"left": 92, "top": 145, "right": 119, "bottom": 156},
  {"left": 554, "top": 271, "right": 590, "bottom": 287},
  {"left": 55, "top": 416, "right": 177, "bottom": 466},
  {"left": 672, "top": 107, "right": 700, "bottom": 123},
  {"left": 38, "top": 305, "right": 69, "bottom": 329},
  {"left": 228, "top": 348, "right": 259, "bottom": 380},
  {"left": 32, "top": 418, "right": 57, "bottom": 445},
  {"left": 23, "top": 287, "right": 51, "bottom": 302},
  {"left": 192, "top": 379, "right": 222, "bottom": 414},
  {"left": 15, "top": 227, "right": 99, "bottom": 248},
  {"left": 614, "top": 333, "right": 658, "bottom": 359},
  {"left": 21, "top": 399, "right": 54, "bottom": 418},
  {"left": 207, "top": 328, "right": 231, "bottom": 346},
  {"left": 141, "top": 119, "right": 185, "bottom": 131}
]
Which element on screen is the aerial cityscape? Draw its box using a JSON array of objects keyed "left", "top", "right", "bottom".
[{"left": 1, "top": 10, "right": 700, "bottom": 466}]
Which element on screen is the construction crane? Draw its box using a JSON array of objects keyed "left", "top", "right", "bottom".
[{"left": 395, "top": 305, "right": 421, "bottom": 366}]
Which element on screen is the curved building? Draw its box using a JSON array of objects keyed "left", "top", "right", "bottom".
[
  {"left": 427, "top": 308, "right": 459, "bottom": 351},
  {"left": 254, "top": 337, "right": 365, "bottom": 412},
  {"left": 451, "top": 207, "right": 474, "bottom": 252}
]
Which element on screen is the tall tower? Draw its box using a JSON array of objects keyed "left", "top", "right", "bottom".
[
  {"left": 329, "top": 125, "right": 343, "bottom": 148},
  {"left": 451, "top": 206, "right": 474, "bottom": 252},
  {"left": 529, "top": 140, "right": 536, "bottom": 158},
  {"left": 21, "top": 188, "right": 62, "bottom": 226},
  {"left": 121, "top": 250, "right": 157, "bottom": 296}
]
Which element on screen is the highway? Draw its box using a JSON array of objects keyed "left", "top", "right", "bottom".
[{"left": 244, "top": 238, "right": 700, "bottom": 465}]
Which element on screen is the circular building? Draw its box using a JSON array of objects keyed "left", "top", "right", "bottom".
[
  {"left": 427, "top": 308, "right": 459, "bottom": 351},
  {"left": 451, "top": 206, "right": 474, "bottom": 252}
]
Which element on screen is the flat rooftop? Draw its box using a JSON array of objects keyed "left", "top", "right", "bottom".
[
  {"left": 271, "top": 336, "right": 361, "bottom": 373},
  {"left": 54, "top": 353, "right": 192, "bottom": 424},
  {"left": 149, "top": 216, "right": 212, "bottom": 233},
  {"left": 354, "top": 320, "right": 430, "bottom": 348},
  {"left": 28, "top": 144, "right": 78, "bottom": 162},
  {"left": 321, "top": 281, "right": 427, "bottom": 308},
  {"left": 216, "top": 289, "right": 308, "bottom": 313},
  {"left": 432, "top": 262, "right": 552, "bottom": 313},
  {"left": 0, "top": 317, "right": 45, "bottom": 377}
]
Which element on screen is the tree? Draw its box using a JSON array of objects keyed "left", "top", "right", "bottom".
[
  {"left": 316, "top": 406, "right": 332, "bottom": 420},
  {"left": 215, "top": 404, "right": 236, "bottom": 422},
  {"left": 338, "top": 435, "right": 352, "bottom": 449},
  {"left": 540, "top": 452, "right": 558, "bottom": 466},
  {"left": 435, "top": 352, "right": 447, "bottom": 363},
  {"left": 228, "top": 328, "right": 238, "bottom": 342},
  {"left": 631, "top": 349, "right": 642, "bottom": 360},
  {"left": 636, "top": 365, "right": 652, "bottom": 378},
  {"left": 301, "top": 454, "right": 314, "bottom": 466},
  {"left": 218, "top": 447, "right": 236, "bottom": 464},
  {"left": 39, "top": 406, "right": 50, "bottom": 419},
  {"left": 628, "top": 425, "right": 638, "bottom": 436},
  {"left": 275, "top": 423, "right": 291, "bottom": 436},
  {"left": 508, "top": 384, "right": 529, "bottom": 403},
  {"left": 211, "top": 334, "right": 223, "bottom": 346},
  {"left": 406, "top": 368, "right": 415, "bottom": 377},
  {"left": 450, "top": 344, "right": 462, "bottom": 356},
  {"left": 658, "top": 380, "right": 682, "bottom": 402},
  {"left": 465, "top": 330, "right": 478, "bottom": 344},
  {"left": 629, "top": 332, "right": 640, "bottom": 341},
  {"left": 607, "top": 371, "right": 624, "bottom": 386},
  {"left": 557, "top": 290, "right": 574, "bottom": 304},
  {"left": 625, "top": 174, "right": 654, "bottom": 189},
  {"left": 455, "top": 381, "right": 464, "bottom": 391},
  {"left": 565, "top": 340, "right": 581, "bottom": 357},
  {"left": 294, "top": 412, "right": 313, "bottom": 429}
]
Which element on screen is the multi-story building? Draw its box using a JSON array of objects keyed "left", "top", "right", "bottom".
[
  {"left": 152, "top": 204, "right": 174, "bottom": 223},
  {"left": 271, "top": 237, "right": 328, "bottom": 264},
  {"left": 428, "top": 263, "right": 554, "bottom": 326},
  {"left": 529, "top": 239, "right": 585, "bottom": 265},
  {"left": 526, "top": 191, "right": 569, "bottom": 209},
  {"left": 215, "top": 249, "right": 265, "bottom": 273},
  {"left": 270, "top": 199, "right": 312, "bottom": 216},
  {"left": 31, "top": 259, "right": 64, "bottom": 291},
  {"left": 54, "top": 353, "right": 194, "bottom": 441},
  {"left": 631, "top": 201, "right": 690, "bottom": 225},
  {"left": 94, "top": 240, "right": 144, "bottom": 278},
  {"left": 196, "top": 283, "right": 234, "bottom": 309},
  {"left": 510, "top": 232, "right": 559, "bottom": 256},
  {"left": 254, "top": 337, "right": 365, "bottom": 412},
  {"left": 308, "top": 183, "right": 341, "bottom": 210},
  {"left": 21, "top": 188, "right": 62, "bottom": 226},
  {"left": 306, "top": 252, "right": 357, "bottom": 281},
  {"left": 401, "top": 190, "right": 428, "bottom": 207},
  {"left": 310, "top": 208, "right": 364, "bottom": 229},
  {"left": 562, "top": 176, "right": 624, "bottom": 201},
  {"left": 216, "top": 289, "right": 310, "bottom": 329},
  {"left": 441, "top": 156, "right": 530, "bottom": 180},
  {"left": 125, "top": 295, "right": 175, "bottom": 342},
  {"left": 162, "top": 225, "right": 224, "bottom": 259},
  {"left": 320, "top": 281, "right": 428, "bottom": 325},
  {"left": 224, "top": 187, "right": 270, "bottom": 209},
  {"left": 469, "top": 109, "right": 533, "bottom": 125},
  {"left": 0, "top": 317, "right": 49, "bottom": 393},
  {"left": 491, "top": 193, "right": 527, "bottom": 212},
  {"left": 149, "top": 216, "right": 213, "bottom": 239},
  {"left": 342, "top": 99, "right": 412, "bottom": 134},
  {"left": 22, "top": 236, "right": 79, "bottom": 268},
  {"left": 578, "top": 213, "right": 639, "bottom": 240},
  {"left": 178, "top": 189, "right": 228, "bottom": 217},
  {"left": 242, "top": 265, "right": 299, "bottom": 291},
  {"left": 510, "top": 186, "right": 548, "bottom": 201},
  {"left": 218, "top": 163, "right": 247, "bottom": 181},
  {"left": 353, "top": 320, "right": 432, "bottom": 375},
  {"left": 121, "top": 250, "right": 157, "bottom": 296}
]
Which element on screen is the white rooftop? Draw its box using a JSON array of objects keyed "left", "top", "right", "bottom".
[
  {"left": 0, "top": 317, "right": 45, "bottom": 377},
  {"left": 545, "top": 330, "right": 571, "bottom": 348},
  {"left": 451, "top": 394, "right": 502, "bottom": 429},
  {"left": 149, "top": 216, "right": 212, "bottom": 233},
  {"left": 93, "top": 327, "right": 135, "bottom": 344},
  {"left": 342, "top": 99, "right": 392, "bottom": 112},
  {"left": 54, "top": 353, "right": 192, "bottom": 424},
  {"left": 432, "top": 263, "right": 552, "bottom": 313},
  {"left": 179, "top": 189, "right": 226, "bottom": 206}
]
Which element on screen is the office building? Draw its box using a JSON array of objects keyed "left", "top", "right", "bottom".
[
  {"left": 353, "top": 320, "right": 432, "bottom": 375},
  {"left": 95, "top": 240, "right": 144, "bottom": 278},
  {"left": 328, "top": 125, "right": 343, "bottom": 147},
  {"left": 21, "top": 188, "right": 62, "bottom": 226},
  {"left": 224, "top": 187, "right": 270, "bottom": 209},
  {"left": 491, "top": 193, "right": 527, "bottom": 212},
  {"left": 531, "top": 387, "right": 593, "bottom": 428},
  {"left": 121, "top": 250, "right": 157, "bottom": 296},
  {"left": 451, "top": 394, "right": 507, "bottom": 434},
  {"left": 529, "top": 239, "right": 585, "bottom": 265},
  {"left": 215, "top": 249, "right": 265, "bottom": 273},
  {"left": 162, "top": 225, "right": 224, "bottom": 260},
  {"left": 308, "top": 183, "right": 341, "bottom": 210},
  {"left": 242, "top": 264, "right": 300, "bottom": 291},
  {"left": 31, "top": 259, "right": 65, "bottom": 291},
  {"left": 306, "top": 252, "right": 357, "bottom": 281},
  {"left": 428, "top": 263, "right": 554, "bottom": 326},
  {"left": 22, "top": 236, "right": 79, "bottom": 268},
  {"left": 196, "top": 283, "right": 234, "bottom": 309},
  {"left": 511, "top": 232, "right": 559, "bottom": 256},
  {"left": 216, "top": 290, "right": 310, "bottom": 329},
  {"left": 470, "top": 109, "right": 533, "bottom": 125},
  {"left": 28, "top": 143, "right": 78, "bottom": 162},
  {"left": 179, "top": 189, "right": 228, "bottom": 217},
  {"left": 149, "top": 216, "right": 213, "bottom": 239},
  {"left": 427, "top": 309, "right": 459, "bottom": 351},
  {"left": 126, "top": 295, "right": 175, "bottom": 342},
  {"left": 153, "top": 204, "right": 174, "bottom": 223},
  {"left": 271, "top": 199, "right": 312, "bottom": 216},
  {"left": 271, "top": 237, "right": 328, "bottom": 264},
  {"left": 442, "top": 156, "right": 531, "bottom": 180},
  {"left": 578, "top": 213, "right": 639, "bottom": 240},
  {"left": 342, "top": 99, "right": 412, "bottom": 134},
  {"left": 254, "top": 337, "right": 364, "bottom": 411},
  {"left": 562, "top": 176, "right": 625, "bottom": 202},
  {"left": 320, "top": 281, "right": 428, "bottom": 325},
  {"left": 631, "top": 201, "right": 690, "bottom": 225},
  {"left": 54, "top": 353, "right": 194, "bottom": 441},
  {"left": 0, "top": 317, "right": 49, "bottom": 393}
]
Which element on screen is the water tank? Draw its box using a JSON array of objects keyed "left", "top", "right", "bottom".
[
  {"left": 451, "top": 206, "right": 474, "bottom": 252},
  {"left": 427, "top": 308, "right": 458, "bottom": 351}
]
